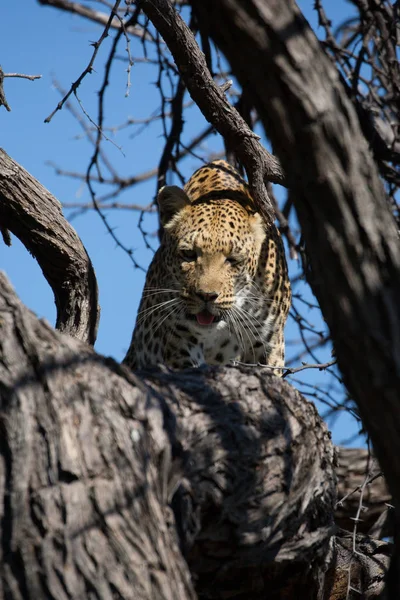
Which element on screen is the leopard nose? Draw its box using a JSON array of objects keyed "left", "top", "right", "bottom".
[{"left": 196, "top": 290, "right": 219, "bottom": 302}]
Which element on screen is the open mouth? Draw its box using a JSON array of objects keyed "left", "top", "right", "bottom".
[{"left": 188, "top": 310, "right": 220, "bottom": 326}]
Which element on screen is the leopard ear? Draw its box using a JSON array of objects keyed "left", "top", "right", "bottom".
[
  {"left": 157, "top": 185, "right": 191, "bottom": 227},
  {"left": 249, "top": 212, "right": 266, "bottom": 247}
]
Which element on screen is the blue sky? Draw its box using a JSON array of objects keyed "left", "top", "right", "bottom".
[{"left": 0, "top": 0, "right": 362, "bottom": 445}]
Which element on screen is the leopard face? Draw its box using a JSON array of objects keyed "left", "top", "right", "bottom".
[
  {"left": 162, "top": 198, "right": 265, "bottom": 326},
  {"left": 124, "top": 160, "right": 291, "bottom": 371}
]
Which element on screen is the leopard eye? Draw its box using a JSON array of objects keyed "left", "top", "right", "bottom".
[
  {"left": 226, "top": 255, "right": 243, "bottom": 267},
  {"left": 180, "top": 249, "right": 197, "bottom": 262}
]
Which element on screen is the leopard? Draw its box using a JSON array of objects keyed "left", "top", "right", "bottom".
[{"left": 123, "top": 160, "right": 291, "bottom": 372}]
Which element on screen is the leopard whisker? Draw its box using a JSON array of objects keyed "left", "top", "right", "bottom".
[
  {"left": 231, "top": 306, "right": 257, "bottom": 363},
  {"left": 226, "top": 309, "right": 246, "bottom": 358},
  {"left": 136, "top": 297, "right": 180, "bottom": 324},
  {"left": 141, "top": 288, "right": 180, "bottom": 298},
  {"left": 147, "top": 300, "right": 184, "bottom": 348},
  {"left": 233, "top": 305, "right": 269, "bottom": 361}
]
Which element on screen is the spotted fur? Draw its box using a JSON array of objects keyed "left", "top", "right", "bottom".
[{"left": 124, "top": 160, "right": 291, "bottom": 371}]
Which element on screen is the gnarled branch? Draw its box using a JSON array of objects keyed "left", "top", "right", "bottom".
[
  {"left": 0, "top": 271, "right": 341, "bottom": 599},
  {"left": 0, "top": 148, "right": 99, "bottom": 344}
]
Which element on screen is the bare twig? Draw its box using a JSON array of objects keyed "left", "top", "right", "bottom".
[
  {"left": 62, "top": 201, "right": 155, "bottom": 212},
  {"left": 3, "top": 72, "right": 42, "bottom": 81},
  {"left": 314, "top": 0, "right": 400, "bottom": 225},
  {"left": 0, "top": 66, "right": 42, "bottom": 112},
  {"left": 233, "top": 358, "right": 337, "bottom": 375},
  {"left": 84, "top": 4, "right": 146, "bottom": 269},
  {"left": 282, "top": 359, "right": 337, "bottom": 377},
  {"left": 44, "top": 0, "right": 123, "bottom": 123},
  {"left": 345, "top": 447, "right": 373, "bottom": 599}
]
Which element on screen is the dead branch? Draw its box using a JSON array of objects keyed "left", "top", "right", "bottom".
[
  {"left": 0, "top": 148, "right": 99, "bottom": 344},
  {"left": 0, "top": 66, "right": 40, "bottom": 112},
  {"left": 3, "top": 73, "right": 41, "bottom": 81}
]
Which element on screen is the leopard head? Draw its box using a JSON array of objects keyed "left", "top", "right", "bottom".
[{"left": 158, "top": 184, "right": 266, "bottom": 327}]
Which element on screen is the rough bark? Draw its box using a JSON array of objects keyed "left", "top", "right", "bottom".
[
  {"left": 0, "top": 271, "right": 340, "bottom": 599},
  {"left": 0, "top": 271, "right": 194, "bottom": 599},
  {"left": 186, "top": 0, "right": 400, "bottom": 594},
  {"left": 0, "top": 148, "right": 99, "bottom": 344},
  {"left": 147, "top": 368, "right": 336, "bottom": 599}
]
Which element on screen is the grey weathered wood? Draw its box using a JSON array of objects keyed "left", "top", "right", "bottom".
[
  {"left": 0, "top": 148, "right": 99, "bottom": 344},
  {"left": 141, "top": 367, "right": 336, "bottom": 599},
  {"left": 0, "top": 271, "right": 339, "bottom": 599}
]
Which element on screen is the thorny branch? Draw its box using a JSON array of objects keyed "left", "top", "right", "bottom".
[
  {"left": 0, "top": 65, "right": 42, "bottom": 112},
  {"left": 84, "top": 3, "right": 147, "bottom": 269},
  {"left": 44, "top": 0, "right": 123, "bottom": 123},
  {"left": 315, "top": 0, "right": 400, "bottom": 227}
]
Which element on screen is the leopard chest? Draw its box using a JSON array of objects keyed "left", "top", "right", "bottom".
[{"left": 183, "top": 318, "right": 240, "bottom": 366}]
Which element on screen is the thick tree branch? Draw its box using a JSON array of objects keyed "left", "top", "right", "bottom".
[
  {"left": 0, "top": 271, "right": 342, "bottom": 599},
  {"left": 146, "top": 370, "right": 336, "bottom": 599},
  {"left": 0, "top": 148, "right": 99, "bottom": 344},
  {"left": 0, "top": 271, "right": 194, "bottom": 599}
]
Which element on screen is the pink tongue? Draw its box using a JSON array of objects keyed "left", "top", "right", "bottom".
[{"left": 196, "top": 311, "right": 215, "bottom": 325}]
